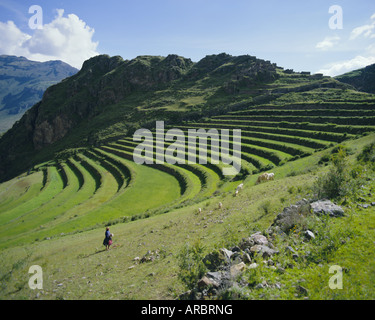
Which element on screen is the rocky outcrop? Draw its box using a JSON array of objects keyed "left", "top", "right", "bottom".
[
  {"left": 179, "top": 232, "right": 279, "bottom": 300},
  {"left": 179, "top": 198, "right": 345, "bottom": 300},
  {"left": 310, "top": 200, "right": 345, "bottom": 217},
  {"left": 33, "top": 115, "right": 74, "bottom": 150}
]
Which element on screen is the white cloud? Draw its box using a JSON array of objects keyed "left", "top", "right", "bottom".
[
  {"left": 350, "top": 13, "right": 375, "bottom": 40},
  {"left": 0, "top": 9, "right": 99, "bottom": 69},
  {"left": 0, "top": 21, "right": 31, "bottom": 55},
  {"left": 350, "top": 24, "right": 375, "bottom": 40},
  {"left": 316, "top": 55, "right": 375, "bottom": 77},
  {"left": 316, "top": 36, "right": 340, "bottom": 50},
  {"left": 315, "top": 13, "right": 375, "bottom": 77}
]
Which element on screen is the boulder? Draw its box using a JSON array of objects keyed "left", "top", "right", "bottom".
[
  {"left": 238, "top": 237, "right": 255, "bottom": 251},
  {"left": 197, "top": 276, "right": 220, "bottom": 289},
  {"left": 230, "top": 262, "right": 246, "bottom": 278},
  {"left": 285, "top": 246, "right": 297, "bottom": 255},
  {"left": 250, "top": 245, "right": 278, "bottom": 258},
  {"left": 250, "top": 233, "right": 269, "bottom": 246},
  {"left": 221, "top": 248, "right": 233, "bottom": 261},
  {"left": 310, "top": 200, "right": 344, "bottom": 217},
  {"left": 231, "top": 252, "right": 243, "bottom": 264},
  {"left": 206, "top": 271, "right": 224, "bottom": 284},
  {"left": 203, "top": 248, "right": 232, "bottom": 271}
]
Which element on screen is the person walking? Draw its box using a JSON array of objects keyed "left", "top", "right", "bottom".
[{"left": 103, "top": 227, "right": 111, "bottom": 250}]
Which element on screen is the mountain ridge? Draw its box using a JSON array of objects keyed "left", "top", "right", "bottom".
[
  {"left": 0, "top": 55, "right": 78, "bottom": 133},
  {"left": 335, "top": 63, "right": 375, "bottom": 94}
]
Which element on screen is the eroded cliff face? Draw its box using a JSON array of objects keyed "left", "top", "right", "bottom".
[{"left": 33, "top": 115, "right": 73, "bottom": 150}]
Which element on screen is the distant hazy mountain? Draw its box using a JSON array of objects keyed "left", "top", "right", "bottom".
[
  {"left": 0, "top": 55, "right": 78, "bottom": 133},
  {"left": 335, "top": 64, "right": 375, "bottom": 94}
]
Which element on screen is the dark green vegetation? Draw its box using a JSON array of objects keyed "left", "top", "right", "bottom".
[
  {"left": 335, "top": 63, "right": 375, "bottom": 94},
  {"left": 0, "top": 55, "right": 78, "bottom": 133},
  {"left": 0, "top": 53, "right": 374, "bottom": 300}
]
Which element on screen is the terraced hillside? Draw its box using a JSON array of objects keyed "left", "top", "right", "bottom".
[
  {"left": 1, "top": 80, "right": 375, "bottom": 250},
  {"left": 1, "top": 55, "right": 375, "bottom": 251},
  {"left": 1, "top": 55, "right": 375, "bottom": 302}
]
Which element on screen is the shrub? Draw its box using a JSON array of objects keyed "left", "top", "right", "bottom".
[
  {"left": 258, "top": 200, "right": 272, "bottom": 216},
  {"left": 357, "top": 142, "right": 375, "bottom": 168},
  {"left": 313, "top": 146, "right": 349, "bottom": 199},
  {"left": 318, "top": 154, "right": 330, "bottom": 165},
  {"left": 177, "top": 240, "right": 207, "bottom": 290},
  {"left": 287, "top": 186, "right": 296, "bottom": 194}
]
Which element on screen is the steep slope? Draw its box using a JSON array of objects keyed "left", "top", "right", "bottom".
[
  {"left": 335, "top": 63, "right": 375, "bottom": 94},
  {"left": 0, "top": 53, "right": 375, "bottom": 250},
  {"left": 0, "top": 53, "right": 282, "bottom": 181},
  {"left": 0, "top": 55, "right": 78, "bottom": 133}
]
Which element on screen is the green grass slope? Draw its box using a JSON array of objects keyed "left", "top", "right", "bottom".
[{"left": 0, "top": 133, "right": 374, "bottom": 300}]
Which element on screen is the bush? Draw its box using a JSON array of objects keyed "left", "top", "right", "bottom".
[
  {"left": 318, "top": 154, "right": 330, "bottom": 165},
  {"left": 177, "top": 240, "right": 207, "bottom": 290},
  {"left": 313, "top": 147, "right": 349, "bottom": 199},
  {"left": 258, "top": 200, "right": 272, "bottom": 216},
  {"left": 357, "top": 142, "right": 375, "bottom": 167}
]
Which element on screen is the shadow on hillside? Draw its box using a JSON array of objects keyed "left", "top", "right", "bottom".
[
  {"left": 82, "top": 244, "right": 121, "bottom": 258},
  {"left": 83, "top": 249, "right": 107, "bottom": 258}
]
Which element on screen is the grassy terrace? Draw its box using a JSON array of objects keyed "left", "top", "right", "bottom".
[
  {"left": 239, "top": 102, "right": 375, "bottom": 110},
  {"left": 161, "top": 127, "right": 316, "bottom": 157},
  {"left": 116, "top": 136, "right": 258, "bottom": 173},
  {"left": 211, "top": 115, "right": 375, "bottom": 125},
  {"left": 199, "top": 120, "right": 372, "bottom": 138},
  {"left": 107, "top": 140, "right": 223, "bottom": 198},
  {"left": 0, "top": 171, "right": 44, "bottom": 213},
  {"left": 1, "top": 133, "right": 374, "bottom": 300},
  {"left": 176, "top": 124, "right": 331, "bottom": 149},
  {"left": 3, "top": 94, "right": 374, "bottom": 250}
]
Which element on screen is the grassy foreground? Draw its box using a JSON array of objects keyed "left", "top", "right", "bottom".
[{"left": 0, "top": 133, "right": 374, "bottom": 300}]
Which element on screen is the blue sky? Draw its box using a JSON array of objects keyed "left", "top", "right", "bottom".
[{"left": 0, "top": 0, "right": 374, "bottom": 75}]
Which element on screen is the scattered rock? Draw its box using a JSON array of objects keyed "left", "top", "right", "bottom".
[
  {"left": 203, "top": 249, "right": 232, "bottom": 271},
  {"left": 292, "top": 254, "right": 299, "bottom": 261},
  {"left": 238, "top": 237, "right": 255, "bottom": 251},
  {"left": 267, "top": 260, "right": 274, "bottom": 266},
  {"left": 304, "top": 230, "right": 315, "bottom": 240},
  {"left": 310, "top": 200, "right": 344, "bottom": 217},
  {"left": 285, "top": 246, "right": 297, "bottom": 254},
  {"left": 198, "top": 276, "right": 220, "bottom": 289},
  {"left": 360, "top": 204, "right": 371, "bottom": 209},
  {"left": 231, "top": 252, "right": 243, "bottom": 264},
  {"left": 242, "top": 252, "right": 252, "bottom": 264},
  {"left": 248, "top": 263, "right": 258, "bottom": 269},
  {"left": 206, "top": 271, "right": 224, "bottom": 284},
  {"left": 230, "top": 262, "right": 246, "bottom": 278},
  {"left": 296, "top": 285, "right": 308, "bottom": 296},
  {"left": 250, "top": 233, "right": 269, "bottom": 246},
  {"left": 231, "top": 246, "right": 241, "bottom": 252},
  {"left": 250, "top": 245, "right": 278, "bottom": 258}
]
